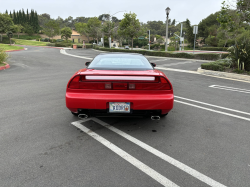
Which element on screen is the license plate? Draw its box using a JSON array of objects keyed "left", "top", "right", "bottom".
[{"left": 109, "top": 102, "right": 130, "bottom": 113}]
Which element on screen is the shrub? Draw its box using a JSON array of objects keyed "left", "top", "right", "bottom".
[
  {"left": 44, "top": 38, "right": 50, "bottom": 42},
  {"left": 0, "top": 37, "right": 15, "bottom": 44},
  {"left": 50, "top": 39, "right": 57, "bottom": 43},
  {"left": 201, "top": 59, "right": 232, "bottom": 71},
  {"left": 56, "top": 39, "right": 64, "bottom": 42},
  {"left": 55, "top": 42, "right": 71, "bottom": 47},
  {"left": 194, "top": 53, "right": 220, "bottom": 60},
  {"left": 71, "top": 44, "right": 83, "bottom": 48},
  {"left": 85, "top": 44, "right": 93, "bottom": 49},
  {"left": 46, "top": 43, "right": 56, "bottom": 47},
  {"left": 0, "top": 48, "right": 8, "bottom": 63},
  {"left": 201, "top": 47, "right": 229, "bottom": 51}
]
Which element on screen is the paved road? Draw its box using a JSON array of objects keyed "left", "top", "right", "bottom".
[{"left": 0, "top": 47, "right": 250, "bottom": 187}]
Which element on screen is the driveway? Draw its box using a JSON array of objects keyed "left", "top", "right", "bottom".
[{"left": 0, "top": 47, "right": 249, "bottom": 187}]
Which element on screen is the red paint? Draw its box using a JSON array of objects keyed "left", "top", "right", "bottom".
[
  {"left": 65, "top": 69, "right": 174, "bottom": 115},
  {"left": 0, "top": 62, "right": 10, "bottom": 71}
]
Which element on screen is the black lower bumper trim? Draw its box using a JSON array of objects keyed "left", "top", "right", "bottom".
[{"left": 78, "top": 109, "right": 162, "bottom": 117}]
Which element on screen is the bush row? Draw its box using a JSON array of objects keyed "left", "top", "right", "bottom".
[
  {"left": 94, "top": 47, "right": 228, "bottom": 61},
  {"left": 201, "top": 59, "right": 231, "bottom": 71},
  {"left": 71, "top": 44, "right": 93, "bottom": 48},
  {"left": 200, "top": 47, "right": 229, "bottom": 51}
]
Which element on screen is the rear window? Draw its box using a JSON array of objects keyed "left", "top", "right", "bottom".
[{"left": 87, "top": 54, "right": 153, "bottom": 70}]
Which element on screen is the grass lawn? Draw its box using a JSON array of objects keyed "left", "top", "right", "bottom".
[
  {"left": 13, "top": 39, "right": 49, "bottom": 46},
  {"left": 0, "top": 44, "right": 24, "bottom": 51},
  {"left": 0, "top": 62, "right": 6, "bottom": 67}
]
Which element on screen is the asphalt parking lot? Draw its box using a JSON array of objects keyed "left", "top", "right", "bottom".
[{"left": 0, "top": 47, "right": 250, "bottom": 187}]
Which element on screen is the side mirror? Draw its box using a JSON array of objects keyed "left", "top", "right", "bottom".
[
  {"left": 150, "top": 63, "right": 156, "bottom": 67},
  {"left": 85, "top": 62, "right": 91, "bottom": 66}
]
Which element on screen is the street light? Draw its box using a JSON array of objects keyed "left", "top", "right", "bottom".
[
  {"left": 165, "top": 7, "right": 171, "bottom": 51},
  {"left": 108, "top": 10, "right": 126, "bottom": 48}
]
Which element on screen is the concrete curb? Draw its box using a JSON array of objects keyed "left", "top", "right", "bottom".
[
  {"left": 197, "top": 67, "right": 250, "bottom": 81},
  {"left": 0, "top": 62, "right": 10, "bottom": 71}
]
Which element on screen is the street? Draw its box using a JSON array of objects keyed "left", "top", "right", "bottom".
[{"left": 0, "top": 47, "right": 250, "bottom": 187}]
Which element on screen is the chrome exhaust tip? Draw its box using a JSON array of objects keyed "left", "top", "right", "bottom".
[
  {"left": 78, "top": 114, "right": 88, "bottom": 119},
  {"left": 151, "top": 116, "right": 160, "bottom": 120}
]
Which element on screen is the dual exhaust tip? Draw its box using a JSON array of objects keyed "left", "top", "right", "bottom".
[
  {"left": 78, "top": 114, "right": 160, "bottom": 120},
  {"left": 78, "top": 114, "right": 88, "bottom": 119}
]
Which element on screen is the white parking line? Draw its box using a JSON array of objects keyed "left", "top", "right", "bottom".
[
  {"left": 209, "top": 85, "right": 250, "bottom": 94},
  {"left": 72, "top": 121, "right": 179, "bottom": 187},
  {"left": 73, "top": 118, "right": 227, "bottom": 187},
  {"left": 175, "top": 100, "right": 250, "bottom": 122},
  {"left": 150, "top": 59, "right": 170, "bottom": 62},
  {"left": 175, "top": 96, "right": 250, "bottom": 116},
  {"left": 156, "top": 67, "right": 199, "bottom": 74},
  {"left": 163, "top": 61, "right": 195, "bottom": 67}
]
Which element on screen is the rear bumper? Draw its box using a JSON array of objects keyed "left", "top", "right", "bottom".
[{"left": 66, "top": 92, "right": 174, "bottom": 115}]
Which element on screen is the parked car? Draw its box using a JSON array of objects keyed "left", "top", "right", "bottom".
[
  {"left": 65, "top": 53, "right": 174, "bottom": 120},
  {"left": 124, "top": 46, "right": 129, "bottom": 49}
]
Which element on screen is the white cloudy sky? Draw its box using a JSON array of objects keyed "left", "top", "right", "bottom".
[{"left": 1, "top": 0, "right": 224, "bottom": 25}]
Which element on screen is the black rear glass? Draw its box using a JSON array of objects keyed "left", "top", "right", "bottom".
[{"left": 87, "top": 54, "right": 153, "bottom": 70}]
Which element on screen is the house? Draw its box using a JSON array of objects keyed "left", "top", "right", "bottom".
[{"left": 41, "top": 29, "right": 90, "bottom": 43}]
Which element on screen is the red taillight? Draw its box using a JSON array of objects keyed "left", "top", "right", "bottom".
[
  {"left": 68, "top": 76, "right": 80, "bottom": 89},
  {"left": 68, "top": 75, "right": 171, "bottom": 90}
]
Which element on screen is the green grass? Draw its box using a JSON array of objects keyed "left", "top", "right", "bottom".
[
  {"left": 0, "top": 62, "right": 5, "bottom": 67},
  {"left": 0, "top": 44, "right": 24, "bottom": 51},
  {"left": 13, "top": 39, "right": 49, "bottom": 46}
]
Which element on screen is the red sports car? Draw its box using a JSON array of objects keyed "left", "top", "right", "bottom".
[{"left": 66, "top": 53, "right": 174, "bottom": 120}]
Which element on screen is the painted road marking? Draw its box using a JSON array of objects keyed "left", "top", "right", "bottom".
[
  {"left": 209, "top": 85, "right": 250, "bottom": 94},
  {"left": 175, "top": 96, "right": 250, "bottom": 116},
  {"left": 73, "top": 118, "right": 227, "bottom": 187},
  {"left": 150, "top": 59, "right": 170, "bottom": 62},
  {"left": 72, "top": 120, "right": 179, "bottom": 187},
  {"left": 162, "top": 61, "right": 195, "bottom": 67},
  {"left": 157, "top": 67, "right": 250, "bottom": 83},
  {"left": 60, "top": 49, "right": 92, "bottom": 60},
  {"left": 175, "top": 100, "right": 250, "bottom": 122}
]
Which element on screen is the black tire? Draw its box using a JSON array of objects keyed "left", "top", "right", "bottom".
[{"left": 160, "top": 113, "right": 168, "bottom": 117}]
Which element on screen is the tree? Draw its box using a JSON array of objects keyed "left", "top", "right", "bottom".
[
  {"left": 87, "top": 17, "right": 101, "bottom": 43},
  {"left": 44, "top": 20, "right": 59, "bottom": 39},
  {"left": 61, "top": 27, "right": 72, "bottom": 41},
  {"left": 198, "top": 12, "right": 220, "bottom": 40},
  {"left": 217, "top": 0, "right": 250, "bottom": 71},
  {"left": 185, "top": 19, "right": 194, "bottom": 46},
  {"left": 0, "top": 13, "right": 14, "bottom": 41},
  {"left": 75, "top": 22, "right": 90, "bottom": 42},
  {"left": 118, "top": 12, "right": 144, "bottom": 49},
  {"left": 24, "top": 24, "right": 34, "bottom": 36},
  {"left": 6, "top": 31, "right": 13, "bottom": 45},
  {"left": 15, "top": 24, "right": 24, "bottom": 38},
  {"left": 102, "top": 20, "right": 115, "bottom": 46}
]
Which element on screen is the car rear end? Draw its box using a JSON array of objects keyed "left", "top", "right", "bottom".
[{"left": 65, "top": 53, "right": 174, "bottom": 118}]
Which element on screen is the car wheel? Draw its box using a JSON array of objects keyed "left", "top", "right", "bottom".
[
  {"left": 160, "top": 113, "right": 168, "bottom": 117},
  {"left": 71, "top": 112, "right": 79, "bottom": 116}
]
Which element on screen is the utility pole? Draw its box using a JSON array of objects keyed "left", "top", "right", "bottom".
[
  {"left": 193, "top": 26, "right": 198, "bottom": 54},
  {"left": 148, "top": 30, "right": 150, "bottom": 50},
  {"left": 179, "top": 23, "right": 183, "bottom": 51}
]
